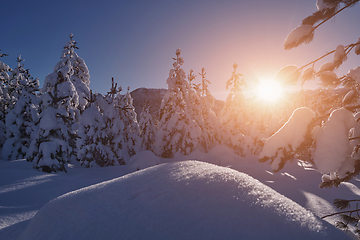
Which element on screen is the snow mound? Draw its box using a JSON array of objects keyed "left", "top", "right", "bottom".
[
  {"left": 19, "top": 161, "right": 347, "bottom": 240},
  {"left": 127, "top": 150, "right": 160, "bottom": 171},
  {"left": 314, "top": 108, "right": 357, "bottom": 177},
  {"left": 259, "top": 107, "right": 315, "bottom": 171}
]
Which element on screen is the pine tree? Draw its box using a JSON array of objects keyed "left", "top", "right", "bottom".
[
  {"left": 77, "top": 91, "right": 109, "bottom": 167},
  {"left": 221, "top": 63, "right": 247, "bottom": 133},
  {"left": 1, "top": 56, "right": 40, "bottom": 160},
  {"left": 220, "top": 63, "right": 247, "bottom": 155},
  {"left": 42, "top": 34, "right": 90, "bottom": 112},
  {"left": 27, "top": 36, "right": 80, "bottom": 172},
  {"left": 139, "top": 102, "right": 156, "bottom": 152},
  {"left": 197, "top": 67, "right": 221, "bottom": 149},
  {"left": 114, "top": 86, "right": 140, "bottom": 164},
  {"left": 91, "top": 78, "right": 122, "bottom": 166},
  {"left": 155, "top": 49, "right": 205, "bottom": 158},
  {"left": 0, "top": 50, "right": 11, "bottom": 148}
]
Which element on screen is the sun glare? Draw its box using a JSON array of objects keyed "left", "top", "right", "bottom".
[{"left": 256, "top": 80, "right": 284, "bottom": 103}]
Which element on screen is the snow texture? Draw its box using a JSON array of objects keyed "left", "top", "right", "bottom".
[
  {"left": 313, "top": 108, "right": 357, "bottom": 177},
  {"left": 18, "top": 161, "right": 347, "bottom": 240},
  {"left": 127, "top": 150, "right": 160, "bottom": 171},
  {"left": 316, "top": 0, "right": 332, "bottom": 11},
  {"left": 347, "top": 66, "right": 360, "bottom": 83},
  {"left": 259, "top": 107, "right": 315, "bottom": 171},
  {"left": 284, "top": 25, "right": 313, "bottom": 49}
]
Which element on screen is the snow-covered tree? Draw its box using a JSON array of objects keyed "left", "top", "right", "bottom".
[
  {"left": 43, "top": 34, "right": 90, "bottom": 112},
  {"left": 220, "top": 63, "right": 247, "bottom": 133},
  {"left": 94, "top": 78, "right": 123, "bottom": 166},
  {"left": 139, "top": 102, "right": 156, "bottom": 151},
  {"left": 1, "top": 56, "right": 40, "bottom": 160},
  {"left": 260, "top": 0, "right": 360, "bottom": 187},
  {"left": 27, "top": 37, "right": 80, "bottom": 172},
  {"left": 155, "top": 49, "right": 205, "bottom": 158},
  {"left": 0, "top": 50, "right": 11, "bottom": 148},
  {"left": 197, "top": 68, "right": 222, "bottom": 148},
  {"left": 114, "top": 87, "right": 140, "bottom": 164},
  {"left": 77, "top": 91, "right": 110, "bottom": 167},
  {"left": 220, "top": 63, "right": 247, "bottom": 155}
]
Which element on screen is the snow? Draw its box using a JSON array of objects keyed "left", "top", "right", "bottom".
[
  {"left": 347, "top": 66, "right": 360, "bottom": 83},
  {"left": 0, "top": 147, "right": 358, "bottom": 239},
  {"left": 334, "top": 45, "right": 346, "bottom": 64},
  {"left": 16, "top": 161, "right": 348, "bottom": 240},
  {"left": 313, "top": 108, "right": 357, "bottom": 177},
  {"left": 273, "top": 65, "right": 299, "bottom": 85},
  {"left": 259, "top": 107, "right": 315, "bottom": 171},
  {"left": 127, "top": 150, "right": 160, "bottom": 171},
  {"left": 316, "top": 0, "right": 332, "bottom": 11},
  {"left": 319, "top": 62, "right": 335, "bottom": 72},
  {"left": 284, "top": 25, "right": 313, "bottom": 50}
]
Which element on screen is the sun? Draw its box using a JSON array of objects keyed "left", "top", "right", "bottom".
[{"left": 256, "top": 79, "right": 284, "bottom": 102}]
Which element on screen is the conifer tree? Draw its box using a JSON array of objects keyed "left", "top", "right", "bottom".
[
  {"left": 27, "top": 36, "right": 80, "bottom": 172},
  {"left": 198, "top": 67, "right": 222, "bottom": 148},
  {"left": 94, "top": 78, "right": 123, "bottom": 166},
  {"left": 221, "top": 63, "right": 247, "bottom": 134},
  {"left": 155, "top": 49, "right": 205, "bottom": 158},
  {"left": 220, "top": 63, "right": 247, "bottom": 155},
  {"left": 114, "top": 86, "right": 140, "bottom": 164},
  {"left": 77, "top": 91, "right": 109, "bottom": 167},
  {"left": 139, "top": 102, "right": 156, "bottom": 152},
  {"left": 0, "top": 50, "right": 10, "bottom": 148},
  {"left": 42, "top": 34, "right": 90, "bottom": 112},
  {"left": 1, "top": 56, "right": 39, "bottom": 160}
]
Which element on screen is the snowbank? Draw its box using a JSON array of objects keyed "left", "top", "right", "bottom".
[
  {"left": 19, "top": 161, "right": 348, "bottom": 240},
  {"left": 259, "top": 107, "right": 315, "bottom": 171},
  {"left": 127, "top": 150, "right": 160, "bottom": 171},
  {"left": 314, "top": 108, "right": 357, "bottom": 177}
]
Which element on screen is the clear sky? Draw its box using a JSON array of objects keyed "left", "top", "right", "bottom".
[{"left": 2, "top": 0, "right": 360, "bottom": 100}]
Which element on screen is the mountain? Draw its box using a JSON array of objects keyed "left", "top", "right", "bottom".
[{"left": 130, "top": 88, "right": 167, "bottom": 121}]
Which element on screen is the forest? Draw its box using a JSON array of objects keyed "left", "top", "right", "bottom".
[{"left": 1, "top": 0, "right": 360, "bottom": 239}]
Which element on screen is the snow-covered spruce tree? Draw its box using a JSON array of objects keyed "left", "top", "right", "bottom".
[
  {"left": 76, "top": 91, "right": 110, "bottom": 167},
  {"left": 139, "top": 102, "right": 156, "bottom": 152},
  {"left": 220, "top": 63, "right": 247, "bottom": 155},
  {"left": 27, "top": 43, "right": 80, "bottom": 172},
  {"left": 155, "top": 49, "right": 205, "bottom": 158},
  {"left": 0, "top": 50, "right": 11, "bottom": 148},
  {"left": 114, "top": 86, "right": 140, "bottom": 164},
  {"left": 94, "top": 78, "right": 123, "bottom": 166},
  {"left": 1, "top": 56, "right": 40, "bottom": 160},
  {"left": 43, "top": 34, "right": 90, "bottom": 112},
  {"left": 197, "top": 67, "right": 222, "bottom": 148},
  {"left": 259, "top": 0, "right": 360, "bottom": 187}
]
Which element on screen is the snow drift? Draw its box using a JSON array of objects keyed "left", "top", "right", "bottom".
[{"left": 19, "top": 161, "right": 348, "bottom": 240}]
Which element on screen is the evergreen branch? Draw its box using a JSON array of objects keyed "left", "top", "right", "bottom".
[
  {"left": 312, "top": 2, "right": 357, "bottom": 31},
  {"left": 298, "top": 41, "right": 360, "bottom": 72},
  {"left": 349, "top": 136, "right": 360, "bottom": 141},
  {"left": 321, "top": 209, "right": 360, "bottom": 219}
]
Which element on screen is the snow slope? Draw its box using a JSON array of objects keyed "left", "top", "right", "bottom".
[
  {"left": 18, "top": 161, "right": 348, "bottom": 240},
  {"left": 1, "top": 148, "right": 359, "bottom": 239}
]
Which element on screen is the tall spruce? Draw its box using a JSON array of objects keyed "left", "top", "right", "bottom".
[
  {"left": 0, "top": 50, "right": 10, "bottom": 148},
  {"left": 77, "top": 91, "right": 109, "bottom": 167},
  {"left": 155, "top": 49, "right": 204, "bottom": 158},
  {"left": 1, "top": 56, "right": 39, "bottom": 160},
  {"left": 139, "top": 102, "right": 156, "bottom": 151},
  {"left": 27, "top": 35, "right": 80, "bottom": 172}
]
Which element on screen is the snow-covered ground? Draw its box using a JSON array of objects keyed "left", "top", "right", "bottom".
[{"left": 0, "top": 145, "right": 359, "bottom": 239}]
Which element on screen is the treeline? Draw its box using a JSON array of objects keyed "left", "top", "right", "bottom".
[{"left": 0, "top": 35, "right": 319, "bottom": 172}]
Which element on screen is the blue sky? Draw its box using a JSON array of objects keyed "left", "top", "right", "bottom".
[{"left": 2, "top": 0, "right": 360, "bottom": 100}]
